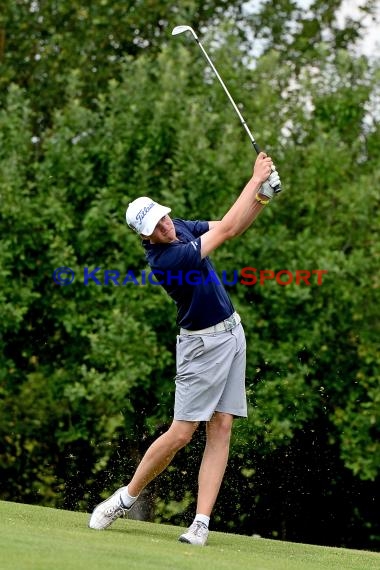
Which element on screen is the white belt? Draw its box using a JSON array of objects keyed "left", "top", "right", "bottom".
[{"left": 180, "top": 312, "right": 241, "bottom": 336}]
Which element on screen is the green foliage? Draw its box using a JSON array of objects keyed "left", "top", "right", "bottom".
[
  {"left": 215, "top": 47, "right": 379, "bottom": 486},
  {"left": 0, "top": 0, "right": 245, "bottom": 120},
  {"left": 247, "top": 0, "right": 377, "bottom": 65}
]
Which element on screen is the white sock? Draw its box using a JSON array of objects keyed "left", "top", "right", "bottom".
[
  {"left": 120, "top": 485, "right": 139, "bottom": 508},
  {"left": 194, "top": 513, "right": 210, "bottom": 528}
]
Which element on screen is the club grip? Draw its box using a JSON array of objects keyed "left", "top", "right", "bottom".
[{"left": 252, "top": 141, "right": 261, "bottom": 154}]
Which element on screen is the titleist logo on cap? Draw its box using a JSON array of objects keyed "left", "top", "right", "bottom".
[{"left": 135, "top": 202, "right": 154, "bottom": 226}]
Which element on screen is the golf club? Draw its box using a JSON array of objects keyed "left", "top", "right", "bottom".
[{"left": 172, "top": 25, "right": 281, "bottom": 191}]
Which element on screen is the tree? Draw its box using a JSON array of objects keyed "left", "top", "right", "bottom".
[{"left": 0, "top": 0, "right": 246, "bottom": 124}]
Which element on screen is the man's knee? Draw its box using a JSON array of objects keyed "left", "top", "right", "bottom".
[
  {"left": 209, "top": 413, "right": 233, "bottom": 441},
  {"left": 168, "top": 421, "right": 197, "bottom": 450},
  {"left": 175, "top": 431, "right": 193, "bottom": 449}
]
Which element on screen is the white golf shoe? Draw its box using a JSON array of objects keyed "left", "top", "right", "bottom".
[
  {"left": 178, "top": 521, "right": 209, "bottom": 546},
  {"left": 89, "top": 486, "right": 131, "bottom": 530}
]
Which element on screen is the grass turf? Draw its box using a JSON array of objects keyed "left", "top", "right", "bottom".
[{"left": 0, "top": 500, "right": 379, "bottom": 570}]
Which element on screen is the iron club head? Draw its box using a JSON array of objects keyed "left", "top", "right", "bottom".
[{"left": 172, "top": 25, "right": 198, "bottom": 39}]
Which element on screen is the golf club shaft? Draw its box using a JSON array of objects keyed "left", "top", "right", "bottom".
[
  {"left": 194, "top": 37, "right": 261, "bottom": 154},
  {"left": 173, "top": 25, "right": 281, "bottom": 190}
]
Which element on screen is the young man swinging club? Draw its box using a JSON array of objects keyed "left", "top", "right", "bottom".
[{"left": 89, "top": 152, "right": 281, "bottom": 545}]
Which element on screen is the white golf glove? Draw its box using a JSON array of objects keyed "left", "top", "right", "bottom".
[{"left": 259, "top": 169, "right": 282, "bottom": 200}]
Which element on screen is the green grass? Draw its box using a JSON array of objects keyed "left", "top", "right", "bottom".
[{"left": 0, "top": 501, "right": 379, "bottom": 570}]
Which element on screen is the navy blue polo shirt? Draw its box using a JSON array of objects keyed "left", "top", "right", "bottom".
[{"left": 143, "top": 219, "right": 235, "bottom": 330}]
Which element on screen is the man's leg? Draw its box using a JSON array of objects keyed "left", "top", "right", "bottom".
[
  {"left": 178, "top": 411, "right": 233, "bottom": 545},
  {"left": 196, "top": 411, "right": 233, "bottom": 516},
  {"left": 89, "top": 419, "right": 198, "bottom": 530},
  {"left": 128, "top": 419, "right": 199, "bottom": 496}
]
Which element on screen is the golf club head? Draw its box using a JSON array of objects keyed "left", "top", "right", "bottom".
[{"left": 172, "top": 25, "right": 198, "bottom": 39}]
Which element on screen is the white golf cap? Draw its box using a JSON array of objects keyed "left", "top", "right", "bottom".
[{"left": 126, "top": 196, "right": 171, "bottom": 236}]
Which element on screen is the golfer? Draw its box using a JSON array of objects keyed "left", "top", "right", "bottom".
[{"left": 89, "top": 152, "right": 281, "bottom": 545}]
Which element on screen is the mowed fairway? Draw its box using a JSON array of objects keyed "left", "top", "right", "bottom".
[{"left": 0, "top": 501, "right": 378, "bottom": 570}]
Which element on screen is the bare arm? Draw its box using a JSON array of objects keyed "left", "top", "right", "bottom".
[{"left": 200, "top": 152, "right": 272, "bottom": 258}]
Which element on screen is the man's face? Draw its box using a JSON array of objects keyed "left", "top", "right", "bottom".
[{"left": 145, "top": 215, "right": 177, "bottom": 243}]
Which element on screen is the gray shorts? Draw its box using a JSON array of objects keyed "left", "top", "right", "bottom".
[{"left": 174, "top": 323, "right": 247, "bottom": 421}]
